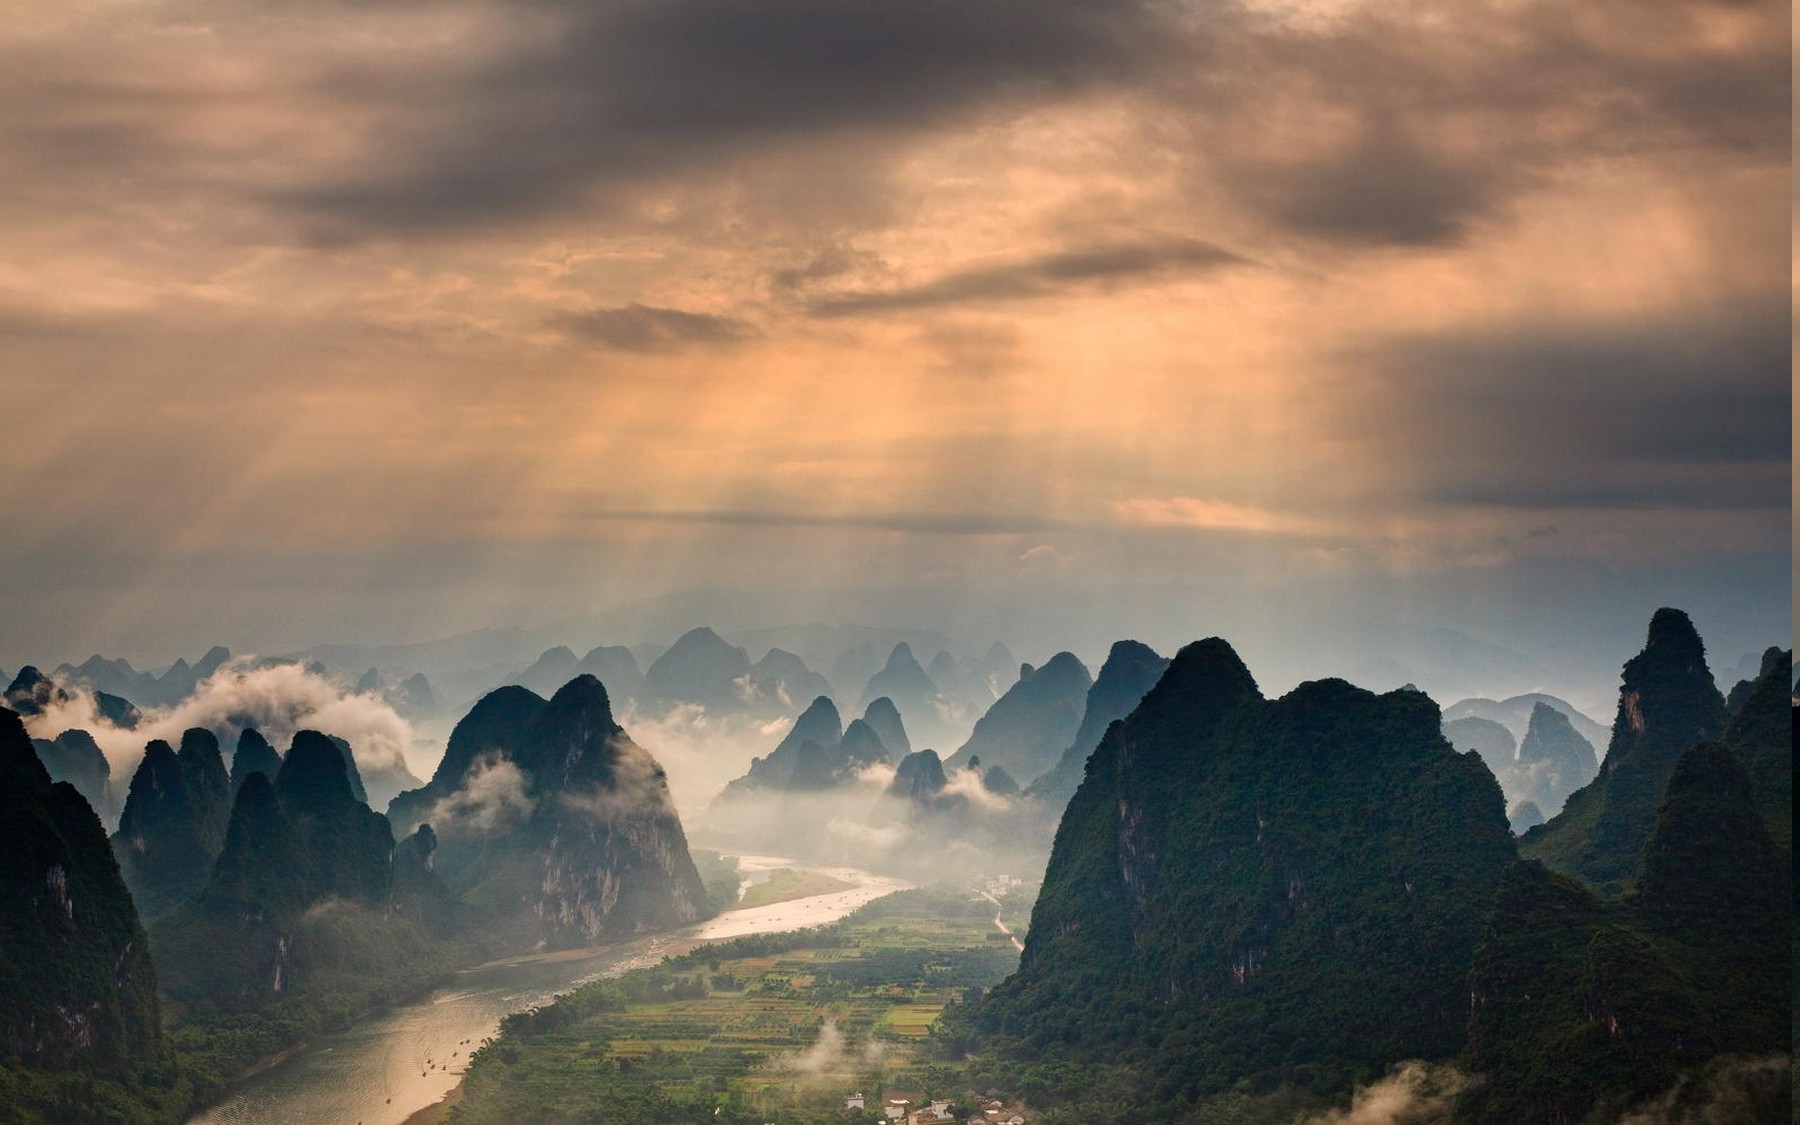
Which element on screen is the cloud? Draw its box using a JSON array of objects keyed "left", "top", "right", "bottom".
[
  {"left": 809, "top": 238, "right": 1246, "bottom": 316},
  {"left": 1176, "top": 0, "right": 1789, "bottom": 247},
  {"left": 1612, "top": 1053, "right": 1791, "bottom": 1125},
  {"left": 1111, "top": 497, "right": 1333, "bottom": 536},
  {"left": 285, "top": 0, "right": 1176, "bottom": 234},
  {"left": 1346, "top": 305, "right": 1790, "bottom": 510},
  {"left": 777, "top": 1018, "right": 845, "bottom": 1079},
  {"left": 425, "top": 754, "right": 534, "bottom": 831},
  {"left": 1304, "top": 1061, "right": 1466, "bottom": 1125},
  {"left": 549, "top": 304, "right": 751, "bottom": 352},
  {"left": 23, "top": 659, "right": 415, "bottom": 780}
]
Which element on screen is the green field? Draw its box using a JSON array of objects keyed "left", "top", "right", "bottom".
[
  {"left": 735, "top": 868, "right": 859, "bottom": 910},
  {"left": 446, "top": 886, "right": 1022, "bottom": 1125}
]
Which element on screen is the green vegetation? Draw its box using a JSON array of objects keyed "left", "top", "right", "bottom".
[
  {"left": 446, "top": 886, "right": 1019, "bottom": 1125},
  {"left": 958, "top": 640, "right": 1515, "bottom": 1118},
  {"left": 0, "top": 711, "right": 188, "bottom": 1124},
  {"left": 737, "top": 868, "right": 858, "bottom": 910},
  {"left": 151, "top": 736, "right": 468, "bottom": 1110},
  {"left": 1520, "top": 609, "right": 1728, "bottom": 893},
  {"left": 1458, "top": 660, "right": 1794, "bottom": 1124},
  {"left": 692, "top": 848, "right": 744, "bottom": 914}
]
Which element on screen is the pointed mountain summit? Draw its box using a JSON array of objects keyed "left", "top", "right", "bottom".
[
  {"left": 641, "top": 626, "right": 754, "bottom": 710},
  {"left": 779, "top": 696, "right": 846, "bottom": 759},
  {"left": 1510, "top": 702, "right": 1597, "bottom": 814},
  {"left": 944, "top": 651, "right": 1091, "bottom": 780},
  {"left": 230, "top": 727, "right": 283, "bottom": 793},
  {"left": 153, "top": 735, "right": 428, "bottom": 1018},
  {"left": 577, "top": 644, "right": 644, "bottom": 700},
  {"left": 1715, "top": 647, "right": 1791, "bottom": 854},
  {"left": 390, "top": 677, "right": 705, "bottom": 947},
  {"left": 969, "top": 637, "right": 1512, "bottom": 1104},
  {"left": 0, "top": 709, "right": 167, "bottom": 1107},
  {"left": 30, "top": 729, "right": 115, "bottom": 824},
  {"left": 278, "top": 731, "right": 394, "bottom": 903},
  {"left": 1025, "top": 640, "right": 1168, "bottom": 810},
  {"left": 860, "top": 696, "right": 910, "bottom": 758},
  {"left": 178, "top": 727, "right": 232, "bottom": 844},
  {"left": 515, "top": 645, "right": 580, "bottom": 696},
  {"left": 717, "top": 696, "right": 895, "bottom": 804},
  {"left": 3, "top": 665, "right": 68, "bottom": 716},
  {"left": 859, "top": 643, "right": 939, "bottom": 715},
  {"left": 388, "top": 684, "right": 546, "bottom": 832},
  {"left": 884, "top": 748, "right": 949, "bottom": 807},
  {"left": 1520, "top": 608, "right": 1727, "bottom": 891},
  {"left": 112, "top": 730, "right": 232, "bottom": 920},
  {"left": 194, "top": 645, "right": 232, "bottom": 680},
  {"left": 838, "top": 718, "right": 889, "bottom": 768},
  {"left": 1461, "top": 737, "right": 1789, "bottom": 1123},
  {"left": 1442, "top": 693, "right": 1609, "bottom": 755}
]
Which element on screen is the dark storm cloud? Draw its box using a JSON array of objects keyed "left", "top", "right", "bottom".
[
  {"left": 288, "top": 0, "right": 1173, "bottom": 234},
  {"left": 1360, "top": 304, "right": 1791, "bottom": 509},
  {"left": 1177, "top": 0, "right": 1790, "bottom": 247},
  {"left": 550, "top": 304, "right": 751, "bottom": 352},
  {"left": 808, "top": 238, "right": 1247, "bottom": 316},
  {"left": 1234, "top": 113, "right": 1494, "bottom": 247}
]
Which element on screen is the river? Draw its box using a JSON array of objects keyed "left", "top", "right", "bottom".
[{"left": 189, "top": 856, "right": 910, "bottom": 1125}]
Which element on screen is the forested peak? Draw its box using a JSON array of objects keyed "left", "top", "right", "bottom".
[
  {"left": 1140, "top": 637, "right": 1260, "bottom": 716},
  {"left": 537, "top": 673, "right": 621, "bottom": 734},
  {"left": 276, "top": 730, "right": 360, "bottom": 811},
  {"left": 1635, "top": 607, "right": 1708, "bottom": 670},
  {"left": 0, "top": 707, "right": 50, "bottom": 788},
  {"left": 1635, "top": 741, "right": 1775, "bottom": 916}
]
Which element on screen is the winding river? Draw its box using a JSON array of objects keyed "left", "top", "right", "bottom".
[{"left": 189, "top": 857, "right": 910, "bottom": 1125}]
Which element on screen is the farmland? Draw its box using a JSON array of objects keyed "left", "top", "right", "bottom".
[{"left": 446, "top": 885, "right": 1023, "bottom": 1124}]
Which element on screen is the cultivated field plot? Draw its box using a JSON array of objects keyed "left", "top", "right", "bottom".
[{"left": 448, "top": 885, "right": 1022, "bottom": 1124}]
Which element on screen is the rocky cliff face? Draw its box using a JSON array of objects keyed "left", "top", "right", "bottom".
[
  {"left": 511, "top": 675, "right": 707, "bottom": 942},
  {"left": 0, "top": 708, "right": 164, "bottom": 1080},
  {"left": 153, "top": 734, "right": 428, "bottom": 1013},
  {"left": 392, "top": 676, "right": 706, "bottom": 948},
  {"left": 1521, "top": 608, "right": 1727, "bottom": 892},
  {"left": 111, "top": 728, "right": 233, "bottom": 920},
  {"left": 1509, "top": 702, "right": 1598, "bottom": 814},
  {"left": 970, "top": 638, "right": 1513, "bottom": 1103}
]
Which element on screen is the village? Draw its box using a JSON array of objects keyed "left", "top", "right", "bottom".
[{"left": 843, "top": 1091, "right": 1030, "bottom": 1125}]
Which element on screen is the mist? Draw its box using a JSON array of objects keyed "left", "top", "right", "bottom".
[{"left": 22, "top": 658, "right": 417, "bottom": 809}]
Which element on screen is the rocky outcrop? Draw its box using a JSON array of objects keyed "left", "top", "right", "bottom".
[
  {"left": 392, "top": 677, "right": 706, "bottom": 947},
  {"left": 1521, "top": 608, "right": 1727, "bottom": 892},
  {"left": 0, "top": 709, "right": 165, "bottom": 1082},
  {"left": 971, "top": 638, "right": 1513, "bottom": 1103},
  {"left": 111, "top": 729, "right": 233, "bottom": 920}
]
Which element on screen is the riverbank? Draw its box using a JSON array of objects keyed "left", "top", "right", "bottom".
[
  {"left": 399, "top": 1084, "right": 460, "bottom": 1125},
  {"left": 189, "top": 858, "right": 911, "bottom": 1125}
]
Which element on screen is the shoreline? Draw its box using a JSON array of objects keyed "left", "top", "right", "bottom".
[{"left": 189, "top": 859, "right": 911, "bottom": 1125}]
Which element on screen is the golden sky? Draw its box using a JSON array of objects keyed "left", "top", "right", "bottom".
[{"left": 0, "top": 0, "right": 1788, "bottom": 669}]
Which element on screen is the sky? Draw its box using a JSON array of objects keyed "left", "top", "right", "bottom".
[{"left": 0, "top": 0, "right": 1789, "bottom": 688}]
